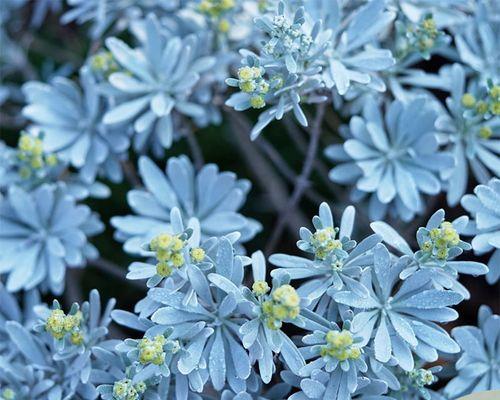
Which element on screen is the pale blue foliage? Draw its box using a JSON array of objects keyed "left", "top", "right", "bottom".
[
  {"left": 219, "top": 374, "right": 291, "bottom": 399},
  {"left": 385, "top": 364, "right": 444, "bottom": 400},
  {"left": 284, "top": 369, "right": 391, "bottom": 400},
  {"left": 0, "top": 1, "right": 498, "bottom": 399},
  {"left": 111, "top": 156, "right": 261, "bottom": 254},
  {"left": 226, "top": 0, "right": 396, "bottom": 139},
  {"left": 22, "top": 67, "right": 131, "bottom": 184},
  {"left": 0, "top": 183, "right": 103, "bottom": 294},
  {"left": 434, "top": 63, "right": 500, "bottom": 206},
  {"left": 326, "top": 97, "right": 454, "bottom": 221},
  {"left": 0, "top": 137, "right": 112, "bottom": 200},
  {"left": 270, "top": 202, "right": 381, "bottom": 320},
  {"left": 225, "top": 3, "right": 328, "bottom": 139},
  {"left": 461, "top": 177, "right": 500, "bottom": 284},
  {"left": 0, "top": 290, "right": 114, "bottom": 400},
  {"left": 0, "top": 283, "right": 39, "bottom": 358},
  {"left": 102, "top": 14, "right": 216, "bottom": 154},
  {"left": 334, "top": 244, "right": 462, "bottom": 372},
  {"left": 371, "top": 208, "right": 488, "bottom": 299},
  {"left": 444, "top": 305, "right": 500, "bottom": 398},
  {"left": 311, "top": 0, "right": 396, "bottom": 95},
  {"left": 61, "top": 0, "right": 181, "bottom": 39},
  {"left": 149, "top": 237, "right": 253, "bottom": 393},
  {"left": 237, "top": 251, "right": 310, "bottom": 384},
  {"left": 125, "top": 208, "right": 213, "bottom": 289},
  {"left": 452, "top": 0, "right": 500, "bottom": 82},
  {"left": 391, "top": 0, "right": 473, "bottom": 28},
  {"left": 296, "top": 319, "right": 369, "bottom": 399}
]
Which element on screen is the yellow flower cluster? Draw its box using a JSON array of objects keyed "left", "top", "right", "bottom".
[
  {"left": 17, "top": 133, "right": 57, "bottom": 179},
  {"left": 461, "top": 85, "right": 500, "bottom": 119},
  {"left": 190, "top": 247, "right": 206, "bottom": 263},
  {"left": 420, "top": 221, "right": 460, "bottom": 260},
  {"left": 138, "top": 335, "right": 167, "bottom": 365},
  {"left": 252, "top": 280, "right": 270, "bottom": 296},
  {"left": 237, "top": 66, "right": 269, "bottom": 109},
  {"left": 45, "top": 308, "right": 83, "bottom": 344},
  {"left": 90, "top": 51, "right": 119, "bottom": 77},
  {"left": 112, "top": 378, "right": 147, "bottom": 400},
  {"left": 261, "top": 284, "right": 300, "bottom": 330},
  {"left": 319, "top": 330, "right": 361, "bottom": 361},
  {"left": 150, "top": 233, "right": 187, "bottom": 277},
  {"left": 311, "top": 226, "right": 342, "bottom": 260}
]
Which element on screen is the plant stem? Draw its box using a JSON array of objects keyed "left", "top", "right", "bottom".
[
  {"left": 88, "top": 258, "right": 145, "bottom": 290},
  {"left": 255, "top": 136, "right": 328, "bottom": 205},
  {"left": 283, "top": 114, "right": 341, "bottom": 199},
  {"left": 64, "top": 269, "right": 84, "bottom": 306},
  {"left": 265, "top": 102, "right": 327, "bottom": 255},
  {"left": 224, "top": 108, "right": 309, "bottom": 236},
  {"left": 185, "top": 129, "right": 205, "bottom": 170},
  {"left": 121, "top": 160, "right": 141, "bottom": 188}
]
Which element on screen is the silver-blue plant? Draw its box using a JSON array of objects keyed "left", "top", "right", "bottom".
[
  {"left": 326, "top": 96, "right": 454, "bottom": 221},
  {"left": 371, "top": 208, "right": 488, "bottom": 299},
  {"left": 111, "top": 156, "right": 261, "bottom": 255},
  {"left": 444, "top": 305, "right": 500, "bottom": 398},
  {"left": 269, "top": 202, "right": 381, "bottom": 321},
  {"left": 149, "top": 236, "right": 252, "bottom": 393},
  {"left": 0, "top": 289, "right": 114, "bottom": 400},
  {"left": 226, "top": 1, "right": 328, "bottom": 139},
  {"left": 0, "top": 183, "right": 103, "bottom": 294},
  {"left": 22, "top": 66, "right": 131, "bottom": 184},
  {"left": 334, "top": 244, "right": 462, "bottom": 371},
  {"left": 61, "top": 0, "right": 180, "bottom": 39},
  {"left": 452, "top": 0, "right": 499, "bottom": 82},
  {"left": 461, "top": 177, "right": 500, "bottom": 284},
  {"left": 310, "top": 0, "right": 396, "bottom": 96},
  {"left": 434, "top": 63, "right": 499, "bottom": 206},
  {"left": 296, "top": 319, "right": 369, "bottom": 399},
  {"left": 125, "top": 207, "right": 213, "bottom": 289},
  {"left": 102, "top": 14, "right": 215, "bottom": 154},
  {"left": 0, "top": 283, "right": 39, "bottom": 358}
]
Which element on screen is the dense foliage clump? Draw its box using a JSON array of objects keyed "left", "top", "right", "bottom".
[{"left": 0, "top": 1, "right": 499, "bottom": 399}]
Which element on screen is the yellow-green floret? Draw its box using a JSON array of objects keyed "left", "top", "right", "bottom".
[{"left": 319, "top": 330, "right": 361, "bottom": 361}]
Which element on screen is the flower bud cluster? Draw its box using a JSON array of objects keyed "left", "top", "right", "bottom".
[
  {"left": 261, "top": 284, "right": 300, "bottom": 330},
  {"left": 1, "top": 388, "right": 15, "bottom": 400},
  {"left": 420, "top": 221, "right": 460, "bottom": 261},
  {"left": 90, "top": 51, "right": 119, "bottom": 78},
  {"left": 252, "top": 280, "right": 270, "bottom": 296},
  {"left": 461, "top": 82, "right": 500, "bottom": 126},
  {"left": 396, "top": 15, "right": 443, "bottom": 59},
  {"left": 237, "top": 66, "right": 269, "bottom": 109},
  {"left": 310, "top": 227, "right": 342, "bottom": 261},
  {"left": 407, "top": 368, "right": 436, "bottom": 388},
  {"left": 112, "top": 378, "right": 147, "bottom": 400},
  {"left": 264, "top": 14, "right": 313, "bottom": 59},
  {"left": 138, "top": 334, "right": 179, "bottom": 366},
  {"left": 319, "top": 330, "right": 361, "bottom": 361},
  {"left": 45, "top": 308, "right": 83, "bottom": 344},
  {"left": 149, "top": 233, "right": 188, "bottom": 277},
  {"left": 16, "top": 133, "right": 57, "bottom": 179}
]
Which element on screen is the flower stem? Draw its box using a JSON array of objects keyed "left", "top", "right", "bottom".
[{"left": 265, "top": 102, "right": 327, "bottom": 255}]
